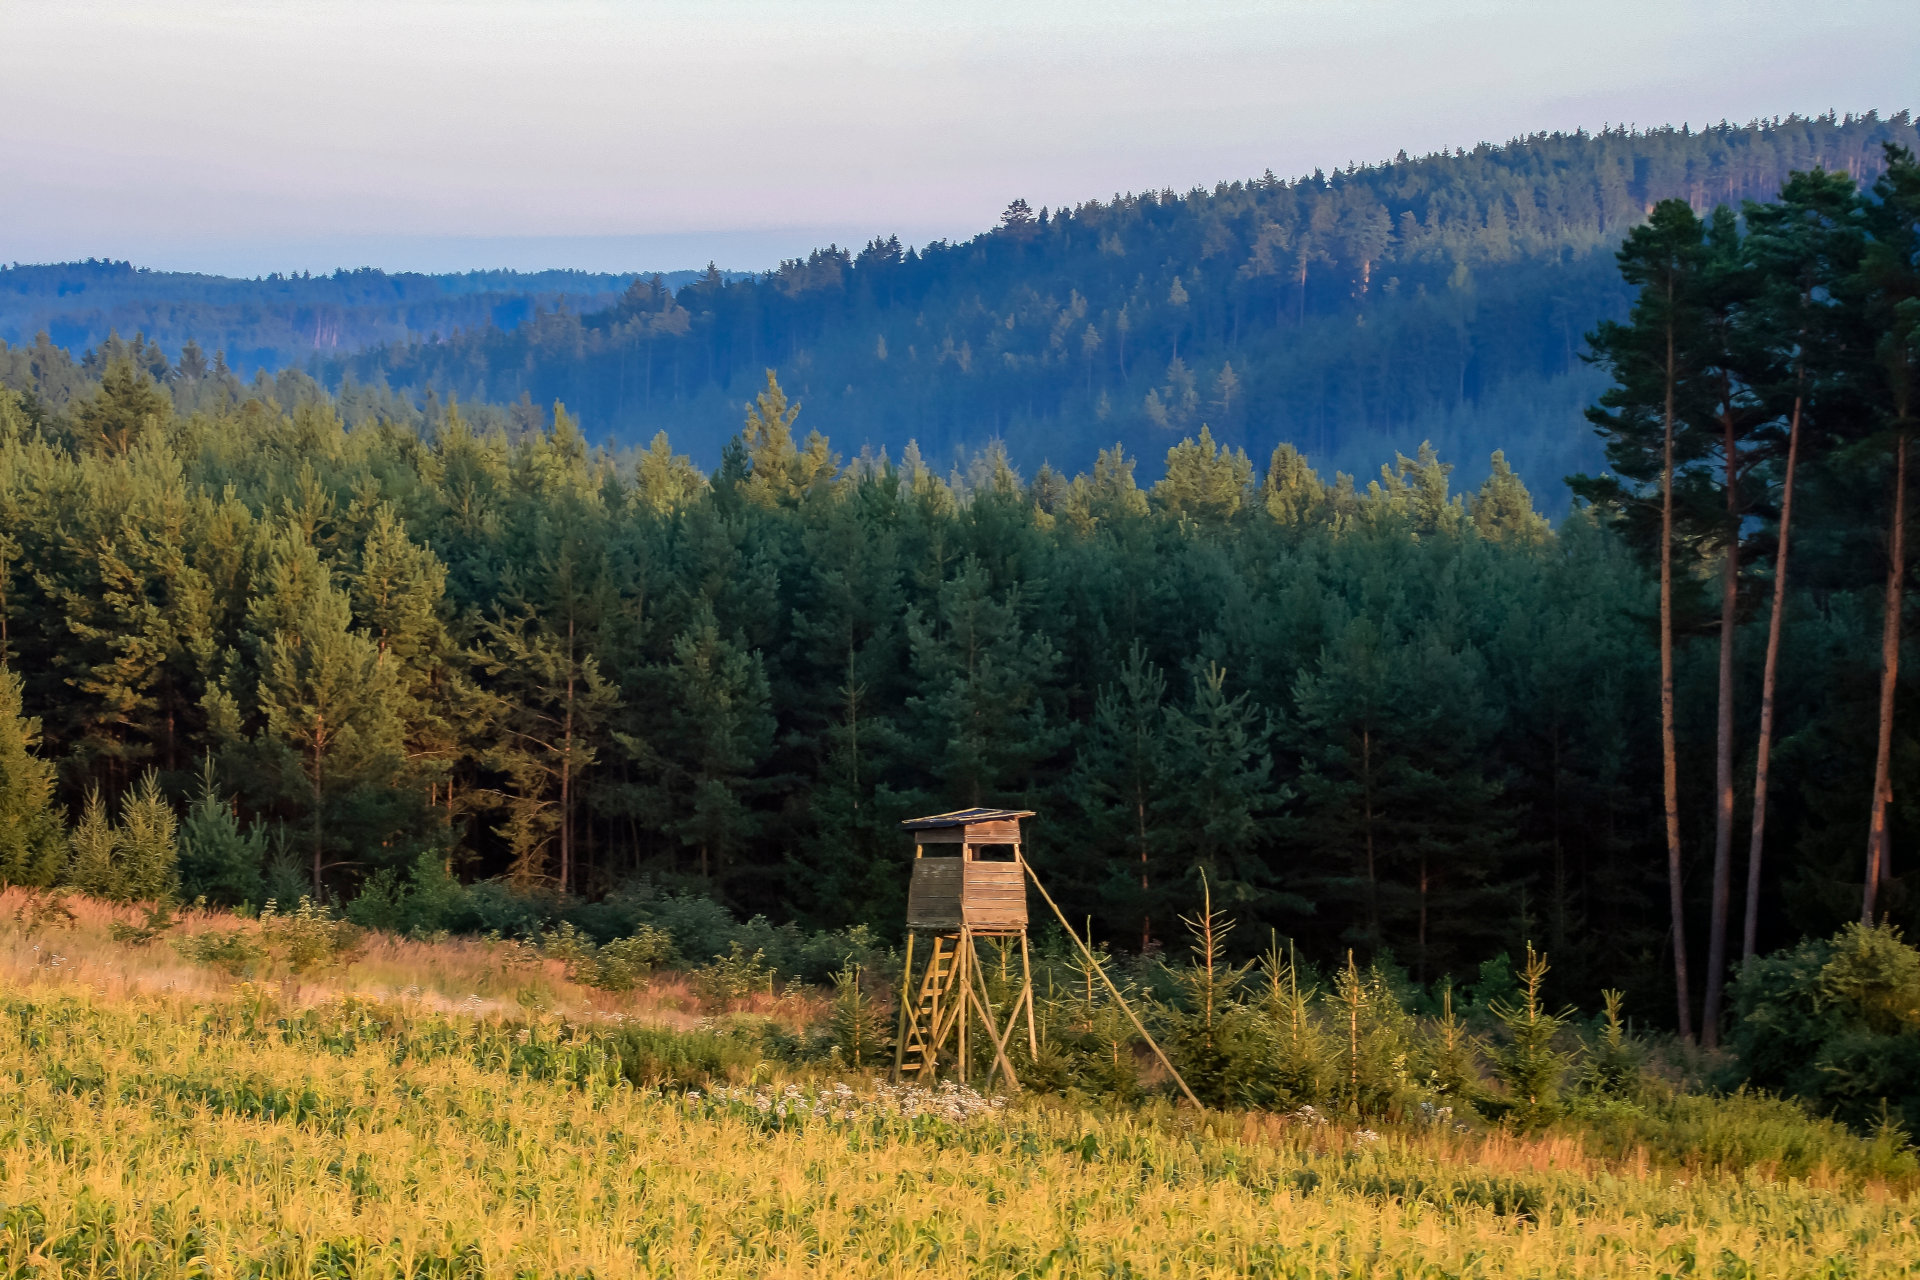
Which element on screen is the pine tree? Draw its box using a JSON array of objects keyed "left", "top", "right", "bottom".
[
  {"left": 1860, "top": 146, "right": 1920, "bottom": 924},
  {"left": 906, "top": 559, "right": 1065, "bottom": 807},
  {"left": 1152, "top": 428, "right": 1253, "bottom": 523},
  {"left": 1070, "top": 641, "right": 1176, "bottom": 949},
  {"left": 67, "top": 786, "right": 120, "bottom": 900},
  {"left": 178, "top": 754, "right": 265, "bottom": 906},
  {"left": 1574, "top": 199, "right": 1717, "bottom": 1041},
  {"left": 1470, "top": 451, "right": 1550, "bottom": 542},
  {"left": 653, "top": 602, "right": 773, "bottom": 887},
  {"left": 1261, "top": 443, "right": 1325, "bottom": 526},
  {"left": 218, "top": 527, "right": 405, "bottom": 897},
  {"left": 72, "top": 360, "right": 170, "bottom": 455},
  {"left": 475, "top": 604, "right": 618, "bottom": 892},
  {"left": 0, "top": 666, "right": 64, "bottom": 887},
  {"left": 117, "top": 768, "right": 180, "bottom": 903},
  {"left": 1161, "top": 662, "right": 1283, "bottom": 913},
  {"left": 1739, "top": 167, "right": 1862, "bottom": 958}
]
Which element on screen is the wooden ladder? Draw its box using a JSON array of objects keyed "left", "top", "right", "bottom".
[{"left": 896, "top": 934, "right": 957, "bottom": 1077}]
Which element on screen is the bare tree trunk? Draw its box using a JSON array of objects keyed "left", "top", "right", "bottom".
[
  {"left": 1136, "top": 793, "right": 1151, "bottom": 952},
  {"left": 1744, "top": 393, "right": 1802, "bottom": 961},
  {"left": 1417, "top": 853, "right": 1429, "bottom": 986},
  {"left": 1362, "top": 726, "right": 1379, "bottom": 952},
  {"left": 561, "top": 617, "right": 576, "bottom": 896},
  {"left": 311, "top": 723, "right": 327, "bottom": 900},
  {"left": 1704, "top": 407, "right": 1740, "bottom": 1048},
  {"left": 1865, "top": 434, "right": 1908, "bottom": 923},
  {"left": 1661, "top": 323, "right": 1694, "bottom": 1042}
]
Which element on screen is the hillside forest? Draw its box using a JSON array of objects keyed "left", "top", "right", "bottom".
[
  {"left": 0, "top": 136, "right": 1916, "bottom": 1050},
  {"left": 312, "top": 113, "right": 1917, "bottom": 490},
  {"left": 10, "top": 116, "right": 1917, "bottom": 501}
]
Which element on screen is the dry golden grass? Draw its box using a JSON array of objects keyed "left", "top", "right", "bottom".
[{"left": 1, "top": 890, "right": 1914, "bottom": 1276}]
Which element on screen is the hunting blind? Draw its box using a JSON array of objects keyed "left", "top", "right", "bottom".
[{"left": 890, "top": 807, "right": 1198, "bottom": 1106}]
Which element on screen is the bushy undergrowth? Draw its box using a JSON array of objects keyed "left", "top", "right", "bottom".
[
  {"left": 1728, "top": 921, "right": 1920, "bottom": 1131},
  {"left": 347, "top": 857, "right": 880, "bottom": 984}
]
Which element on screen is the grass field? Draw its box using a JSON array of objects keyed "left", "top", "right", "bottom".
[{"left": 1, "top": 894, "right": 1916, "bottom": 1277}]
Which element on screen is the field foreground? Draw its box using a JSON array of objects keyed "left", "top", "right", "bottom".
[{"left": 0, "top": 975, "right": 1914, "bottom": 1279}]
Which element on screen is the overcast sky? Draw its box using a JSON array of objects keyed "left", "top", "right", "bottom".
[{"left": 3, "top": 0, "right": 1915, "bottom": 277}]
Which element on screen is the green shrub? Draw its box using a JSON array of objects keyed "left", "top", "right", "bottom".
[
  {"left": 1728, "top": 922, "right": 1920, "bottom": 1130},
  {"left": 260, "top": 897, "right": 362, "bottom": 974},
  {"left": 693, "top": 943, "right": 776, "bottom": 1004},
  {"left": 1566, "top": 1089, "right": 1919, "bottom": 1183},
  {"left": 172, "top": 928, "right": 268, "bottom": 977},
  {"left": 537, "top": 921, "right": 673, "bottom": 991}
]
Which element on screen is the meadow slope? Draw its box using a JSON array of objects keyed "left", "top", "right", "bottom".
[{"left": 0, "top": 897, "right": 1914, "bottom": 1278}]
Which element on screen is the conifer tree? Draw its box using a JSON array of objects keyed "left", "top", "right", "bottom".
[
  {"left": 72, "top": 360, "right": 170, "bottom": 455},
  {"left": 0, "top": 666, "right": 64, "bottom": 887},
  {"left": 178, "top": 755, "right": 265, "bottom": 906},
  {"left": 1152, "top": 428, "right": 1253, "bottom": 523},
  {"left": 654, "top": 602, "right": 773, "bottom": 886},
  {"left": 1576, "top": 199, "right": 1716, "bottom": 1041},
  {"left": 117, "top": 768, "right": 180, "bottom": 903},
  {"left": 1860, "top": 146, "right": 1920, "bottom": 924},
  {"left": 215, "top": 528, "right": 405, "bottom": 896},
  {"left": 1261, "top": 443, "right": 1325, "bottom": 526},
  {"left": 789, "top": 491, "right": 909, "bottom": 923},
  {"left": 1470, "top": 451, "right": 1549, "bottom": 542},
  {"left": 1739, "top": 167, "right": 1861, "bottom": 958},
  {"left": 906, "top": 560, "right": 1065, "bottom": 806},
  {"left": 67, "top": 786, "right": 120, "bottom": 900},
  {"left": 1161, "top": 662, "right": 1283, "bottom": 912},
  {"left": 1071, "top": 641, "right": 1176, "bottom": 949},
  {"left": 475, "top": 600, "right": 617, "bottom": 893}
]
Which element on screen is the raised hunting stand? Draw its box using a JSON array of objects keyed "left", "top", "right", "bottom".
[{"left": 890, "top": 808, "right": 1038, "bottom": 1089}]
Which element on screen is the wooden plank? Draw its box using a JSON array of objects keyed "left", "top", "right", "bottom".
[{"left": 907, "top": 859, "right": 964, "bottom": 929}]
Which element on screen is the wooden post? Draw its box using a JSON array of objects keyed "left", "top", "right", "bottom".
[
  {"left": 1020, "top": 931, "right": 1039, "bottom": 1059},
  {"left": 890, "top": 932, "right": 917, "bottom": 1082}
]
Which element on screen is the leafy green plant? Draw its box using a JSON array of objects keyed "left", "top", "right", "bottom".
[
  {"left": 171, "top": 928, "right": 268, "bottom": 977},
  {"left": 694, "top": 943, "right": 775, "bottom": 1005},
  {"left": 539, "top": 921, "right": 674, "bottom": 992},
  {"left": 1729, "top": 922, "right": 1920, "bottom": 1130},
  {"left": 260, "top": 897, "right": 363, "bottom": 974}
]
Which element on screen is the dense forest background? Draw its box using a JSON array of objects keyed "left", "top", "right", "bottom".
[
  {"left": 0, "top": 113, "right": 1915, "bottom": 1033},
  {"left": 0, "top": 263, "right": 718, "bottom": 380}
]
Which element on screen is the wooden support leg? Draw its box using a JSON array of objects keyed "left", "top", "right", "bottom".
[
  {"left": 968, "top": 933, "right": 1022, "bottom": 1091},
  {"left": 1020, "top": 932, "right": 1039, "bottom": 1059},
  {"left": 890, "top": 932, "right": 916, "bottom": 1084}
]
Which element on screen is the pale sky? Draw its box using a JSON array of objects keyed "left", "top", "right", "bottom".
[{"left": 3, "top": 0, "right": 1915, "bottom": 276}]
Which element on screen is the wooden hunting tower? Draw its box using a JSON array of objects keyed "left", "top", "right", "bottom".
[{"left": 892, "top": 808, "right": 1037, "bottom": 1089}]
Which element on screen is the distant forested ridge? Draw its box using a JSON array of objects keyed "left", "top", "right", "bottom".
[
  {"left": 0, "top": 262, "right": 717, "bottom": 381},
  {"left": 321, "top": 114, "right": 1918, "bottom": 488}
]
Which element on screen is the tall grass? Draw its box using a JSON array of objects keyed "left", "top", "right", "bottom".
[{"left": 0, "top": 977, "right": 1915, "bottom": 1276}]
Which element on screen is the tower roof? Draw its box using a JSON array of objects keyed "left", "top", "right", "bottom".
[{"left": 900, "top": 807, "right": 1035, "bottom": 830}]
